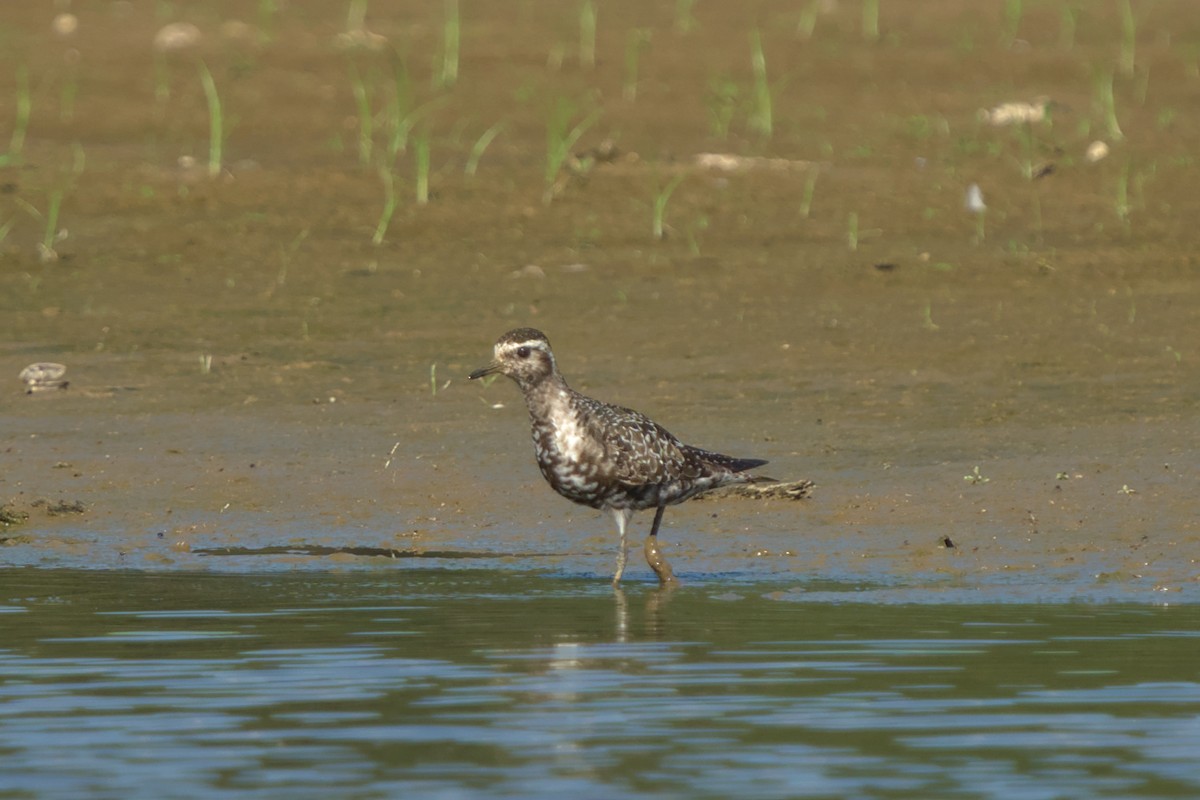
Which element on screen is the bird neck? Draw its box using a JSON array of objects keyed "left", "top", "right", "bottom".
[{"left": 520, "top": 370, "right": 573, "bottom": 423}]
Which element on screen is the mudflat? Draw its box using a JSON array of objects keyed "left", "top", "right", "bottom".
[{"left": 3, "top": 1, "right": 1197, "bottom": 600}]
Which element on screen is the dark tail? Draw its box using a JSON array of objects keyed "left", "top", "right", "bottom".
[{"left": 689, "top": 447, "right": 770, "bottom": 476}]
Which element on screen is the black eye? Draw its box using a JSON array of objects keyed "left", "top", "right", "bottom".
[{"left": 516, "top": 346, "right": 531, "bottom": 358}]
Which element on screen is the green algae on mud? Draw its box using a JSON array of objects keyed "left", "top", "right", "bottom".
[{"left": 1, "top": 1, "right": 1197, "bottom": 599}]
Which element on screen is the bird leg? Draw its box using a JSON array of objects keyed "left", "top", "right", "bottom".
[
  {"left": 644, "top": 506, "right": 679, "bottom": 586},
  {"left": 611, "top": 508, "right": 630, "bottom": 585}
]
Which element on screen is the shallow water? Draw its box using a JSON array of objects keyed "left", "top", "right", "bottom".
[
  {"left": 2, "top": 569, "right": 1198, "bottom": 799},
  {"left": 3, "top": 1, "right": 1200, "bottom": 796}
]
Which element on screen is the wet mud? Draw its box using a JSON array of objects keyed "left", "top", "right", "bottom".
[{"left": 2, "top": 1, "right": 1198, "bottom": 600}]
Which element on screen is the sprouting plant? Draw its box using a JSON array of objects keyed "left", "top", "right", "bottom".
[
  {"left": 413, "top": 130, "right": 430, "bottom": 204},
  {"left": 430, "top": 363, "right": 438, "bottom": 395},
  {"left": 921, "top": 300, "right": 939, "bottom": 331},
  {"left": 964, "top": 466, "right": 989, "bottom": 485},
  {"left": 41, "top": 190, "right": 63, "bottom": 258},
  {"left": 383, "top": 60, "right": 411, "bottom": 161},
  {"left": 439, "top": 0, "right": 459, "bottom": 88},
  {"left": 1118, "top": 0, "right": 1135, "bottom": 77},
  {"left": 372, "top": 163, "right": 398, "bottom": 245},
  {"left": 16, "top": 190, "right": 68, "bottom": 262},
  {"left": 798, "top": 0, "right": 820, "bottom": 39},
  {"left": 543, "top": 96, "right": 601, "bottom": 204},
  {"left": 862, "top": 0, "right": 880, "bottom": 42},
  {"left": 1001, "top": 0, "right": 1022, "bottom": 48},
  {"left": 685, "top": 215, "right": 708, "bottom": 256},
  {"left": 1058, "top": 3, "right": 1078, "bottom": 50},
  {"left": 465, "top": 121, "right": 504, "bottom": 176},
  {"left": 579, "top": 1, "right": 596, "bottom": 69},
  {"left": 652, "top": 173, "right": 687, "bottom": 241},
  {"left": 197, "top": 61, "right": 224, "bottom": 177},
  {"left": 846, "top": 211, "right": 858, "bottom": 251},
  {"left": 6, "top": 65, "right": 31, "bottom": 162},
  {"left": 623, "top": 28, "right": 652, "bottom": 102},
  {"left": 748, "top": 30, "right": 772, "bottom": 138},
  {"left": 1095, "top": 69, "right": 1123, "bottom": 141},
  {"left": 1014, "top": 120, "right": 1035, "bottom": 180},
  {"left": 347, "top": 0, "right": 368, "bottom": 32},
  {"left": 258, "top": 0, "right": 279, "bottom": 42},
  {"left": 799, "top": 169, "right": 818, "bottom": 218}
]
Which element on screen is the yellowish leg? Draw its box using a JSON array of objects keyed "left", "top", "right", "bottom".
[{"left": 644, "top": 506, "right": 680, "bottom": 586}]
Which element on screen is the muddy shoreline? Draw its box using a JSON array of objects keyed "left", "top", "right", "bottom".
[{"left": 3, "top": 1, "right": 1197, "bottom": 600}]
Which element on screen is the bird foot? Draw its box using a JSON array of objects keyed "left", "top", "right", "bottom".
[{"left": 644, "top": 536, "right": 679, "bottom": 587}]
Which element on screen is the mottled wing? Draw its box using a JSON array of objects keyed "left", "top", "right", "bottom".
[{"left": 578, "top": 399, "right": 697, "bottom": 486}]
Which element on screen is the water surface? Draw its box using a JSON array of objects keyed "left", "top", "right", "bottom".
[{"left": 2, "top": 569, "right": 1197, "bottom": 799}]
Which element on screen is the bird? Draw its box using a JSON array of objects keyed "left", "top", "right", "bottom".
[{"left": 469, "top": 327, "right": 770, "bottom": 585}]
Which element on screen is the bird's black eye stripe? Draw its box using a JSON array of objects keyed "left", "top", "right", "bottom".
[{"left": 516, "top": 346, "right": 531, "bottom": 358}]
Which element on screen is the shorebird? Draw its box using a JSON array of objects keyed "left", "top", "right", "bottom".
[{"left": 469, "top": 327, "right": 769, "bottom": 585}]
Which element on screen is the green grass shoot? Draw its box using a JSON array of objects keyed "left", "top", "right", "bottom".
[
  {"left": 197, "top": 61, "right": 224, "bottom": 178},
  {"left": 465, "top": 121, "right": 505, "bottom": 176},
  {"left": 685, "top": 215, "right": 708, "bottom": 255},
  {"left": 799, "top": 169, "right": 819, "bottom": 218},
  {"left": 862, "top": 0, "right": 880, "bottom": 42},
  {"left": 7, "top": 65, "right": 31, "bottom": 161},
  {"left": 1058, "top": 3, "right": 1078, "bottom": 50},
  {"left": 346, "top": 0, "right": 368, "bottom": 32},
  {"left": 579, "top": 1, "right": 596, "bottom": 69},
  {"left": 1001, "top": 0, "right": 1022, "bottom": 48},
  {"left": 22, "top": 190, "right": 66, "bottom": 262},
  {"left": 1119, "top": 0, "right": 1135, "bottom": 77},
  {"left": 1015, "top": 121, "right": 1035, "bottom": 180},
  {"left": 384, "top": 61, "right": 411, "bottom": 161},
  {"left": 748, "top": 30, "right": 772, "bottom": 138},
  {"left": 1096, "top": 69, "right": 1123, "bottom": 141},
  {"left": 652, "top": 173, "right": 687, "bottom": 241},
  {"left": 922, "top": 301, "right": 939, "bottom": 331},
  {"left": 798, "top": 0, "right": 820, "bottom": 39},
  {"left": 373, "top": 164, "right": 398, "bottom": 245},
  {"left": 414, "top": 131, "right": 430, "bottom": 204},
  {"left": 964, "top": 466, "right": 989, "bottom": 484},
  {"left": 543, "top": 97, "right": 601, "bottom": 204},
  {"left": 257, "top": 0, "right": 279, "bottom": 42},
  {"left": 440, "top": 0, "right": 460, "bottom": 88},
  {"left": 847, "top": 211, "right": 858, "bottom": 251},
  {"left": 623, "top": 29, "right": 651, "bottom": 102}
]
